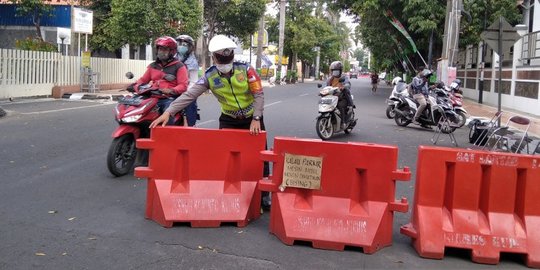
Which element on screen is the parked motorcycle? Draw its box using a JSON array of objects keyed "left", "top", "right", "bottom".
[
  {"left": 315, "top": 82, "right": 357, "bottom": 140},
  {"left": 446, "top": 80, "right": 468, "bottom": 127},
  {"left": 393, "top": 88, "right": 459, "bottom": 133},
  {"left": 386, "top": 77, "right": 409, "bottom": 118},
  {"left": 106, "top": 72, "right": 184, "bottom": 177}
]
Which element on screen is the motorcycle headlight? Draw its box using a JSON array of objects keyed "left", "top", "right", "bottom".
[
  {"left": 121, "top": 114, "right": 143, "bottom": 123},
  {"left": 320, "top": 89, "right": 330, "bottom": 95}
]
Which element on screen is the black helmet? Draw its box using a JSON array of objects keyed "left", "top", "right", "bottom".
[
  {"left": 420, "top": 68, "right": 433, "bottom": 78},
  {"left": 176, "top": 35, "right": 194, "bottom": 46},
  {"left": 175, "top": 34, "right": 195, "bottom": 55},
  {"left": 329, "top": 61, "right": 343, "bottom": 78},
  {"left": 330, "top": 61, "right": 343, "bottom": 71}
]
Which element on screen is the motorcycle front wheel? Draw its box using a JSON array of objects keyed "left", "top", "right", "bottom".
[
  {"left": 316, "top": 117, "right": 333, "bottom": 140},
  {"left": 455, "top": 111, "right": 467, "bottom": 127},
  {"left": 386, "top": 105, "right": 396, "bottom": 119},
  {"left": 394, "top": 113, "right": 410, "bottom": 127},
  {"left": 107, "top": 134, "right": 137, "bottom": 177}
]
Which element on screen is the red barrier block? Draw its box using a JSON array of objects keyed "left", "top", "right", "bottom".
[
  {"left": 134, "top": 127, "right": 266, "bottom": 228},
  {"left": 258, "top": 137, "right": 410, "bottom": 253},
  {"left": 401, "top": 146, "right": 540, "bottom": 267}
]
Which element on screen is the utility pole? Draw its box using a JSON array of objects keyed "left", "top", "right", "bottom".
[
  {"left": 277, "top": 0, "right": 286, "bottom": 80},
  {"left": 440, "top": 0, "right": 462, "bottom": 84}
]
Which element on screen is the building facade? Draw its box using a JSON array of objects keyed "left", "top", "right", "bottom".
[{"left": 457, "top": 0, "right": 540, "bottom": 116}]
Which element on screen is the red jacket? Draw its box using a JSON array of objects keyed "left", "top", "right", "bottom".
[{"left": 135, "top": 59, "right": 189, "bottom": 97}]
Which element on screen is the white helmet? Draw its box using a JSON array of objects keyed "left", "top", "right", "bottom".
[
  {"left": 208, "top": 35, "right": 237, "bottom": 53},
  {"left": 391, "top": 76, "right": 403, "bottom": 85}
]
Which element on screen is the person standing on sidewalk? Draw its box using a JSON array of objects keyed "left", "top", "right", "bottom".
[{"left": 150, "top": 34, "right": 271, "bottom": 210}]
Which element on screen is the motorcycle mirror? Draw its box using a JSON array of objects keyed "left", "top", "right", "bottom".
[
  {"left": 163, "top": 74, "right": 176, "bottom": 82},
  {"left": 125, "top": 72, "right": 134, "bottom": 79},
  {"left": 317, "top": 83, "right": 322, "bottom": 88}
]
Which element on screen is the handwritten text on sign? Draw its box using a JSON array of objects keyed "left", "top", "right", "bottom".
[{"left": 281, "top": 153, "right": 323, "bottom": 190}]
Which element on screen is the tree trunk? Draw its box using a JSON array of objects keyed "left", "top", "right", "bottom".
[
  {"left": 197, "top": 0, "right": 205, "bottom": 71},
  {"left": 277, "top": 0, "right": 286, "bottom": 80},
  {"left": 33, "top": 16, "right": 44, "bottom": 41},
  {"left": 301, "top": 61, "right": 305, "bottom": 83},
  {"left": 256, "top": 16, "right": 264, "bottom": 69}
]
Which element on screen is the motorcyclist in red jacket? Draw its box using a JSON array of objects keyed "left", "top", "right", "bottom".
[{"left": 135, "top": 36, "right": 189, "bottom": 125}]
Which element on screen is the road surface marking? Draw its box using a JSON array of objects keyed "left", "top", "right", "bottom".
[
  {"left": 196, "top": 120, "right": 216, "bottom": 126},
  {"left": 265, "top": 101, "right": 282, "bottom": 107},
  {"left": 21, "top": 103, "right": 110, "bottom": 115}
]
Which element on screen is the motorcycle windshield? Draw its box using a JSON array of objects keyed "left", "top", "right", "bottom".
[{"left": 395, "top": 82, "right": 408, "bottom": 93}]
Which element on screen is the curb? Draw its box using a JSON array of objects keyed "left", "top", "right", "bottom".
[{"left": 62, "top": 93, "right": 126, "bottom": 101}]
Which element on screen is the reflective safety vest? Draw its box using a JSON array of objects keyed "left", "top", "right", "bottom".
[{"left": 206, "top": 63, "right": 255, "bottom": 118}]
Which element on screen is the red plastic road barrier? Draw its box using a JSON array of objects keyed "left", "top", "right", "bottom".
[
  {"left": 134, "top": 127, "right": 266, "bottom": 228},
  {"left": 258, "top": 137, "right": 410, "bottom": 253},
  {"left": 401, "top": 146, "right": 540, "bottom": 267}
]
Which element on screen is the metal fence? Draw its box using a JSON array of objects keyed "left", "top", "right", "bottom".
[{"left": 0, "top": 49, "right": 151, "bottom": 98}]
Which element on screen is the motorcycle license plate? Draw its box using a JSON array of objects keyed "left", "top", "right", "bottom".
[
  {"left": 319, "top": 98, "right": 333, "bottom": 104},
  {"left": 118, "top": 97, "right": 141, "bottom": 106}
]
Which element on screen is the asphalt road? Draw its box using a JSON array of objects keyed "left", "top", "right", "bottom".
[{"left": 0, "top": 78, "right": 528, "bottom": 269}]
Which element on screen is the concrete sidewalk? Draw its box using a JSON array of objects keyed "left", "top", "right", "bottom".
[{"left": 463, "top": 98, "right": 540, "bottom": 137}]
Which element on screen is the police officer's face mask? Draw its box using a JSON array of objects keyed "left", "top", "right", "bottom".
[
  {"left": 332, "top": 70, "right": 341, "bottom": 77},
  {"left": 216, "top": 63, "right": 233, "bottom": 74}
]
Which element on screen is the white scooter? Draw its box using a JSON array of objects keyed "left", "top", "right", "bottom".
[
  {"left": 315, "top": 82, "right": 357, "bottom": 140},
  {"left": 386, "top": 77, "right": 409, "bottom": 118}
]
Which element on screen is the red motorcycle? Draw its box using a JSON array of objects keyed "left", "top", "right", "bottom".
[{"left": 106, "top": 72, "right": 184, "bottom": 176}]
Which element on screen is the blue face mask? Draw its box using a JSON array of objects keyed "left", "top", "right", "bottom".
[{"left": 178, "top": 46, "right": 188, "bottom": 55}]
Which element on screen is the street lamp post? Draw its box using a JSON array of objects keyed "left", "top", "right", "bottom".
[
  {"left": 60, "top": 37, "right": 65, "bottom": 56},
  {"left": 59, "top": 32, "right": 69, "bottom": 56}
]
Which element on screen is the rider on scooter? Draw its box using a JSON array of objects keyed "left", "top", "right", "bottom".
[
  {"left": 326, "top": 61, "right": 354, "bottom": 127},
  {"left": 411, "top": 68, "right": 433, "bottom": 126},
  {"left": 175, "top": 34, "right": 199, "bottom": 126},
  {"left": 135, "top": 36, "right": 189, "bottom": 125}
]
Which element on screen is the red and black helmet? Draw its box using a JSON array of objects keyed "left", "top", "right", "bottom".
[{"left": 155, "top": 36, "right": 177, "bottom": 56}]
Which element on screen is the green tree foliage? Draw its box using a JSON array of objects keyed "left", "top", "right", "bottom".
[
  {"left": 201, "top": 0, "right": 265, "bottom": 67},
  {"left": 330, "top": 0, "right": 522, "bottom": 72},
  {"left": 8, "top": 0, "right": 53, "bottom": 41},
  {"left": 460, "top": 0, "right": 522, "bottom": 46},
  {"left": 265, "top": 1, "right": 350, "bottom": 75},
  {"left": 204, "top": 0, "right": 266, "bottom": 44},
  {"left": 86, "top": 0, "right": 202, "bottom": 52},
  {"left": 353, "top": 48, "right": 365, "bottom": 63},
  {"left": 15, "top": 37, "right": 56, "bottom": 52}
]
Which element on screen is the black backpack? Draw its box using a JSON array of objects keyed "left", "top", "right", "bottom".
[{"left": 468, "top": 119, "right": 489, "bottom": 146}]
